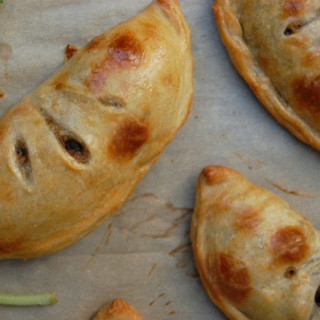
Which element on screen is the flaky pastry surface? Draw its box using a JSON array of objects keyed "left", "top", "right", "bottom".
[
  {"left": 0, "top": 0, "right": 193, "bottom": 259},
  {"left": 213, "top": 0, "right": 320, "bottom": 151},
  {"left": 191, "top": 166, "right": 320, "bottom": 320}
]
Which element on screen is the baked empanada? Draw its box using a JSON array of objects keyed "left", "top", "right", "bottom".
[
  {"left": 213, "top": 0, "right": 320, "bottom": 151},
  {"left": 191, "top": 166, "right": 320, "bottom": 320},
  {"left": 0, "top": 0, "right": 193, "bottom": 259},
  {"left": 93, "top": 299, "right": 143, "bottom": 320}
]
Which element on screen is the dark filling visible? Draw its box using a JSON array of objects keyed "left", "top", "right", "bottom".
[
  {"left": 41, "top": 109, "right": 90, "bottom": 164},
  {"left": 284, "top": 267, "right": 297, "bottom": 278},
  {"left": 64, "top": 137, "right": 84, "bottom": 153},
  {"left": 284, "top": 28, "right": 293, "bottom": 36},
  {"left": 315, "top": 286, "right": 320, "bottom": 307},
  {"left": 15, "top": 139, "right": 32, "bottom": 180},
  {"left": 59, "top": 135, "right": 89, "bottom": 163},
  {"left": 16, "top": 145, "right": 28, "bottom": 164},
  {"left": 284, "top": 22, "right": 302, "bottom": 36}
]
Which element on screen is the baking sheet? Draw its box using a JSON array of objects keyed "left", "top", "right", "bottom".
[{"left": 1, "top": 0, "right": 320, "bottom": 319}]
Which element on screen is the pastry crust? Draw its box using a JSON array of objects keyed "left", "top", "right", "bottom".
[
  {"left": 213, "top": 0, "right": 320, "bottom": 151},
  {"left": 191, "top": 166, "right": 320, "bottom": 320},
  {"left": 93, "top": 299, "right": 143, "bottom": 320},
  {"left": 0, "top": 0, "right": 193, "bottom": 259}
]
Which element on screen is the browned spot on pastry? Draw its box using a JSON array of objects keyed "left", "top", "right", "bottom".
[
  {"left": 270, "top": 226, "right": 309, "bottom": 265},
  {"left": 0, "top": 236, "right": 25, "bottom": 254},
  {"left": 233, "top": 208, "right": 261, "bottom": 231},
  {"left": 86, "top": 33, "right": 144, "bottom": 92},
  {"left": 109, "top": 118, "right": 148, "bottom": 158},
  {"left": 64, "top": 44, "right": 78, "bottom": 62},
  {"left": 108, "top": 34, "right": 143, "bottom": 67},
  {"left": 214, "top": 252, "right": 251, "bottom": 304},
  {"left": 282, "top": 0, "right": 306, "bottom": 17},
  {"left": 55, "top": 82, "right": 63, "bottom": 91},
  {"left": 292, "top": 77, "right": 320, "bottom": 124},
  {"left": 0, "top": 92, "right": 4, "bottom": 98},
  {"left": 201, "top": 166, "right": 234, "bottom": 185}
]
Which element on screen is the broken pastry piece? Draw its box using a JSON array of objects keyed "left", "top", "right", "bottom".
[
  {"left": 213, "top": 0, "right": 320, "bottom": 151},
  {"left": 191, "top": 166, "right": 320, "bottom": 320},
  {"left": 93, "top": 299, "right": 143, "bottom": 320},
  {"left": 0, "top": 0, "right": 193, "bottom": 259}
]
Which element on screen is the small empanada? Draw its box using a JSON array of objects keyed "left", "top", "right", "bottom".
[
  {"left": 93, "top": 299, "right": 143, "bottom": 320},
  {"left": 213, "top": 0, "right": 320, "bottom": 151},
  {"left": 0, "top": 0, "right": 193, "bottom": 259},
  {"left": 191, "top": 165, "right": 320, "bottom": 320}
]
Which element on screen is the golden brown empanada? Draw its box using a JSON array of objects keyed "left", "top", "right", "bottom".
[
  {"left": 213, "top": 0, "right": 320, "bottom": 151},
  {"left": 93, "top": 299, "right": 143, "bottom": 320},
  {"left": 191, "top": 165, "right": 320, "bottom": 320},
  {"left": 0, "top": 0, "right": 193, "bottom": 259}
]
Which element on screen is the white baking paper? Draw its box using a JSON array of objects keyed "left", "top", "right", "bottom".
[{"left": 1, "top": 1, "right": 320, "bottom": 319}]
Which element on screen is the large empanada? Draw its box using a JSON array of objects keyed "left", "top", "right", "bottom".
[
  {"left": 191, "top": 166, "right": 320, "bottom": 320},
  {"left": 0, "top": 0, "right": 193, "bottom": 259},
  {"left": 213, "top": 0, "right": 320, "bottom": 151}
]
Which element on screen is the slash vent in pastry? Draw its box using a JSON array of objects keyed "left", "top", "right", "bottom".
[
  {"left": 0, "top": 0, "right": 193, "bottom": 259},
  {"left": 93, "top": 299, "right": 143, "bottom": 320},
  {"left": 191, "top": 166, "right": 320, "bottom": 320},
  {"left": 213, "top": 0, "right": 320, "bottom": 152}
]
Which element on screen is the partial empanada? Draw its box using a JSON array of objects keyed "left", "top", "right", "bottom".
[
  {"left": 213, "top": 0, "right": 320, "bottom": 151},
  {"left": 93, "top": 299, "right": 143, "bottom": 320},
  {"left": 0, "top": 0, "right": 193, "bottom": 259},
  {"left": 191, "top": 165, "right": 320, "bottom": 320}
]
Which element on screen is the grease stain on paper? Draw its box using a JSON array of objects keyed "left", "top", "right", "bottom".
[
  {"left": 83, "top": 193, "right": 196, "bottom": 278},
  {"left": 148, "top": 263, "right": 157, "bottom": 276},
  {"left": 149, "top": 293, "right": 165, "bottom": 306},
  {"left": 0, "top": 42, "right": 12, "bottom": 78},
  {"left": 264, "top": 178, "right": 320, "bottom": 198}
]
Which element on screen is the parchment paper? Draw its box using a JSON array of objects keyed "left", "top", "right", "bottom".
[{"left": 1, "top": 1, "right": 320, "bottom": 319}]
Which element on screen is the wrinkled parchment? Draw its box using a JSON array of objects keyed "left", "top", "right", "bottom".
[{"left": 1, "top": 1, "right": 320, "bottom": 319}]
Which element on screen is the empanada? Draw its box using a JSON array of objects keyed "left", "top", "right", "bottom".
[
  {"left": 213, "top": 0, "right": 320, "bottom": 151},
  {"left": 0, "top": 0, "right": 193, "bottom": 259},
  {"left": 191, "top": 165, "right": 320, "bottom": 320},
  {"left": 93, "top": 299, "right": 143, "bottom": 320}
]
